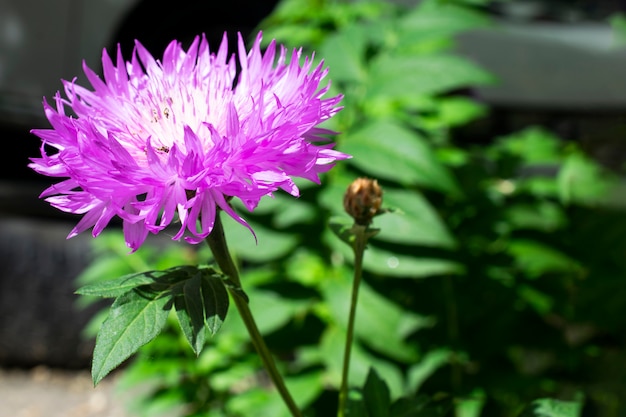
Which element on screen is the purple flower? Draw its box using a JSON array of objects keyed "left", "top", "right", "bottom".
[{"left": 29, "top": 32, "right": 348, "bottom": 251}]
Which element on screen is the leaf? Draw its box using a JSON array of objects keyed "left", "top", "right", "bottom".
[
  {"left": 610, "top": 13, "right": 626, "bottom": 46},
  {"left": 340, "top": 120, "right": 459, "bottom": 194},
  {"left": 221, "top": 215, "right": 298, "bottom": 261},
  {"left": 366, "top": 54, "right": 494, "bottom": 100},
  {"left": 505, "top": 201, "right": 566, "bottom": 232},
  {"left": 347, "top": 389, "right": 369, "bottom": 417},
  {"left": 329, "top": 216, "right": 359, "bottom": 247},
  {"left": 76, "top": 271, "right": 162, "bottom": 298},
  {"left": 321, "top": 273, "right": 432, "bottom": 362},
  {"left": 558, "top": 153, "right": 615, "bottom": 206},
  {"left": 224, "top": 372, "right": 324, "bottom": 417},
  {"left": 455, "top": 391, "right": 486, "bottom": 417},
  {"left": 225, "top": 289, "right": 309, "bottom": 337},
  {"left": 375, "top": 189, "right": 456, "bottom": 248},
  {"left": 390, "top": 394, "right": 454, "bottom": 417},
  {"left": 420, "top": 97, "right": 487, "bottom": 130},
  {"left": 398, "top": 0, "right": 491, "bottom": 41},
  {"left": 507, "top": 239, "right": 583, "bottom": 278},
  {"left": 390, "top": 396, "right": 431, "bottom": 417},
  {"left": 320, "top": 23, "right": 368, "bottom": 83},
  {"left": 494, "top": 127, "right": 562, "bottom": 164},
  {"left": 520, "top": 398, "right": 583, "bottom": 417},
  {"left": 326, "top": 230, "right": 464, "bottom": 278},
  {"left": 406, "top": 349, "right": 451, "bottom": 393},
  {"left": 320, "top": 325, "right": 405, "bottom": 398},
  {"left": 174, "top": 271, "right": 229, "bottom": 355},
  {"left": 92, "top": 287, "right": 171, "bottom": 385},
  {"left": 363, "top": 369, "right": 391, "bottom": 417}
]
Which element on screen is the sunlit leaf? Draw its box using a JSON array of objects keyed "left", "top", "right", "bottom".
[
  {"left": 327, "top": 230, "right": 464, "bottom": 278},
  {"left": 321, "top": 272, "right": 431, "bottom": 362},
  {"left": 558, "top": 153, "right": 616, "bottom": 206},
  {"left": 493, "top": 127, "right": 562, "bottom": 164},
  {"left": 406, "top": 349, "right": 451, "bottom": 393},
  {"left": 76, "top": 270, "right": 166, "bottom": 298},
  {"left": 505, "top": 201, "right": 566, "bottom": 232},
  {"left": 520, "top": 398, "right": 583, "bottom": 417},
  {"left": 399, "top": 0, "right": 491, "bottom": 40},
  {"left": 455, "top": 391, "right": 486, "bottom": 417},
  {"left": 340, "top": 120, "right": 460, "bottom": 194},
  {"left": 320, "top": 325, "right": 405, "bottom": 398},
  {"left": 320, "top": 24, "right": 368, "bottom": 83},
  {"left": 366, "top": 54, "right": 494, "bottom": 99},
  {"left": 508, "top": 239, "right": 583, "bottom": 278},
  {"left": 92, "top": 287, "right": 171, "bottom": 385},
  {"left": 221, "top": 215, "right": 298, "bottom": 261},
  {"left": 375, "top": 189, "right": 456, "bottom": 248}
]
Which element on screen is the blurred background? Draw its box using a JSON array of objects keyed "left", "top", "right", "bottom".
[{"left": 3, "top": 0, "right": 626, "bottom": 416}]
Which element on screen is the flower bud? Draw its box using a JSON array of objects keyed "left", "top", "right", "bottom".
[{"left": 343, "top": 178, "right": 383, "bottom": 226}]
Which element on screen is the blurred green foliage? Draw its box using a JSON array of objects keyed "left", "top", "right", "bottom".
[{"left": 77, "top": 0, "right": 626, "bottom": 416}]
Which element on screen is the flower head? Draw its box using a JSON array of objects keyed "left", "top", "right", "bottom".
[{"left": 29, "top": 32, "right": 348, "bottom": 251}]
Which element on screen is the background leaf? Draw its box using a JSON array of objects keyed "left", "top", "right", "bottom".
[
  {"left": 363, "top": 369, "right": 391, "bottom": 417},
  {"left": 520, "top": 398, "right": 583, "bottom": 417}
]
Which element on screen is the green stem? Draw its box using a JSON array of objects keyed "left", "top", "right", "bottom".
[
  {"left": 338, "top": 225, "right": 368, "bottom": 417},
  {"left": 205, "top": 213, "right": 302, "bottom": 417}
]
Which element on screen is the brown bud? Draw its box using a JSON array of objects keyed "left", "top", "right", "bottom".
[{"left": 343, "top": 178, "right": 383, "bottom": 226}]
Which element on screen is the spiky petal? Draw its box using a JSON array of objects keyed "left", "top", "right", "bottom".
[{"left": 29, "top": 32, "right": 348, "bottom": 251}]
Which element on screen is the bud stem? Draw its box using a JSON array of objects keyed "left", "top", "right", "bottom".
[{"left": 338, "top": 224, "right": 369, "bottom": 417}]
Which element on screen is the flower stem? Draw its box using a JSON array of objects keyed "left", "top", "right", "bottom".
[
  {"left": 338, "top": 225, "right": 368, "bottom": 417},
  {"left": 205, "top": 213, "right": 302, "bottom": 417}
]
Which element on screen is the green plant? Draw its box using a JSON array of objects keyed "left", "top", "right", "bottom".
[{"left": 74, "top": 0, "right": 626, "bottom": 416}]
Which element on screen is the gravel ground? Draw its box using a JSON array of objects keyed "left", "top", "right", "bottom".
[{"left": 0, "top": 367, "right": 130, "bottom": 417}]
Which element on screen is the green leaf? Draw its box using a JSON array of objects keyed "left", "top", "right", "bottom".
[
  {"left": 492, "top": 127, "right": 562, "bottom": 164},
  {"left": 366, "top": 54, "right": 494, "bottom": 100},
  {"left": 320, "top": 325, "right": 404, "bottom": 398},
  {"left": 610, "top": 13, "right": 626, "bottom": 46},
  {"left": 321, "top": 272, "right": 432, "bottom": 362},
  {"left": 340, "top": 120, "right": 459, "bottom": 194},
  {"left": 363, "top": 369, "right": 391, "bottom": 417},
  {"left": 406, "top": 349, "right": 451, "bottom": 393},
  {"left": 347, "top": 389, "right": 369, "bottom": 417},
  {"left": 390, "top": 396, "right": 431, "bottom": 417},
  {"left": 174, "top": 271, "right": 229, "bottom": 355},
  {"left": 520, "top": 398, "right": 583, "bottom": 417},
  {"left": 399, "top": 0, "right": 491, "bottom": 41},
  {"left": 329, "top": 216, "right": 359, "bottom": 247},
  {"left": 320, "top": 23, "right": 368, "bottom": 83},
  {"left": 225, "top": 371, "right": 324, "bottom": 417},
  {"left": 76, "top": 271, "right": 160, "bottom": 298},
  {"left": 92, "top": 287, "right": 172, "bottom": 385},
  {"left": 505, "top": 201, "right": 566, "bottom": 232},
  {"left": 226, "top": 289, "right": 309, "bottom": 337},
  {"left": 455, "top": 391, "right": 486, "bottom": 417},
  {"left": 375, "top": 189, "right": 456, "bottom": 248},
  {"left": 327, "top": 230, "right": 464, "bottom": 278},
  {"left": 507, "top": 239, "right": 583, "bottom": 278},
  {"left": 420, "top": 97, "right": 487, "bottom": 130},
  {"left": 221, "top": 215, "right": 298, "bottom": 261},
  {"left": 517, "top": 285, "right": 553, "bottom": 315},
  {"left": 558, "top": 153, "right": 615, "bottom": 206},
  {"left": 390, "top": 394, "right": 453, "bottom": 417}
]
